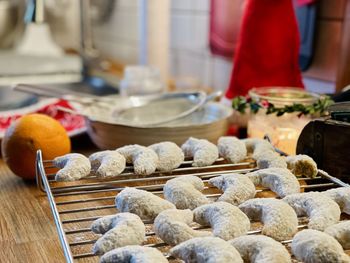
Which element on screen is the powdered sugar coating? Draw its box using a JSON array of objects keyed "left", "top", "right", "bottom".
[
  {"left": 89, "top": 150, "right": 126, "bottom": 178},
  {"left": 217, "top": 136, "right": 247, "bottom": 163},
  {"left": 193, "top": 202, "right": 250, "bottom": 240},
  {"left": 115, "top": 187, "right": 175, "bottom": 220},
  {"left": 291, "top": 229, "right": 350, "bottom": 263},
  {"left": 170, "top": 237, "right": 243, "bottom": 263},
  {"left": 100, "top": 245, "right": 168, "bottom": 263},
  {"left": 181, "top": 137, "right": 218, "bottom": 167},
  {"left": 325, "top": 220, "right": 350, "bottom": 250},
  {"left": 209, "top": 173, "right": 256, "bottom": 205},
  {"left": 54, "top": 153, "right": 91, "bottom": 181},
  {"left": 230, "top": 235, "right": 291, "bottom": 263},
  {"left": 283, "top": 192, "right": 341, "bottom": 231},
  {"left": 91, "top": 213, "right": 145, "bottom": 255},
  {"left": 239, "top": 198, "right": 298, "bottom": 241},
  {"left": 243, "top": 138, "right": 287, "bottom": 169},
  {"left": 286, "top": 154, "right": 318, "bottom": 178},
  {"left": 163, "top": 175, "right": 210, "bottom": 210},
  {"left": 324, "top": 187, "right": 350, "bottom": 215},
  {"left": 243, "top": 138, "right": 274, "bottom": 154},
  {"left": 117, "top": 145, "right": 158, "bottom": 175},
  {"left": 154, "top": 209, "right": 211, "bottom": 246},
  {"left": 247, "top": 168, "right": 300, "bottom": 198},
  {"left": 148, "top": 141, "right": 184, "bottom": 172},
  {"left": 255, "top": 151, "right": 288, "bottom": 169}
]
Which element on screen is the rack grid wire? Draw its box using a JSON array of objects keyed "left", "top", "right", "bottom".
[{"left": 35, "top": 150, "right": 350, "bottom": 263}]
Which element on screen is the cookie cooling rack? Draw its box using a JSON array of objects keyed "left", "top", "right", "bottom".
[{"left": 36, "top": 150, "right": 350, "bottom": 263}]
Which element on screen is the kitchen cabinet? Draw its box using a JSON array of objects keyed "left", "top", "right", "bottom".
[{"left": 303, "top": 0, "right": 350, "bottom": 92}]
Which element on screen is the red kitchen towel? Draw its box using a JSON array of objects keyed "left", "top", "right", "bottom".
[
  {"left": 0, "top": 99, "right": 86, "bottom": 138},
  {"left": 224, "top": 0, "right": 305, "bottom": 100},
  {"left": 296, "top": 0, "right": 316, "bottom": 6},
  {"left": 209, "top": 0, "right": 245, "bottom": 58}
]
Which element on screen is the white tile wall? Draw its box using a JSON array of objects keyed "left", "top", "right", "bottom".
[
  {"left": 92, "top": 0, "right": 139, "bottom": 64},
  {"left": 193, "top": 0, "right": 210, "bottom": 12},
  {"left": 171, "top": 0, "right": 192, "bottom": 11},
  {"left": 193, "top": 15, "right": 210, "bottom": 51},
  {"left": 169, "top": 0, "right": 232, "bottom": 92},
  {"left": 170, "top": 14, "right": 194, "bottom": 50},
  {"left": 212, "top": 56, "right": 233, "bottom": 91},
  {"left": 93, "top": 0, "right": 233, "bottom": 92}
]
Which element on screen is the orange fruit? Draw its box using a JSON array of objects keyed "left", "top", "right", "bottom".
[{"left": 1, "top": 113, "right": 71, "bottom": 180}]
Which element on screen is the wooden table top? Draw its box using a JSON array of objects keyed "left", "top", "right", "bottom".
[
  {"left": 0, "top": 135, "right": 98, "bottom": 263},
  {"left": 2, "top": 133, "right": 349, "bottom": 263}
]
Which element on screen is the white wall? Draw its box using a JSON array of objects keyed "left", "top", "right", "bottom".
[
  {"left": 93, "top": 0, "right": 140, "bottom": 64},
  {"left": 68, "top": 0, "right": 333, "bottom": 94},
  {"left": 169, "top": 0, "right": 233, "bottom": 91},
  {"left": 93, "top": 0, "right": 233, "bottom": 92}
]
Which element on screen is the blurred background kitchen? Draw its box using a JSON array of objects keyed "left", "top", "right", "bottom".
[
  {"left": 1, "top": 0, "right": 350, "bottom": 155},
  {"left": 1, "top": 0, "right": 349, "bottom": 95}
]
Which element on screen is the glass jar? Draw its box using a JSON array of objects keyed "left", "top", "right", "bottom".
[
  {"left": 247, "top": 87, "right": 320, "bottom": 155},
  {"left": 119, "top": 66, "right": 164, "bottom": 96}
]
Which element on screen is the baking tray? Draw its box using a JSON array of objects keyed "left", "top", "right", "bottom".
[{"left": 36, "top": 150, "right": 350, "bottom": 263}]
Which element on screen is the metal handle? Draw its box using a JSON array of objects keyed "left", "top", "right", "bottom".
[
  {"left": 13, "top": 83, "right": 114, "bottom": 105},
  {"left": 13, "top": 83, "right": 66, "bottom": 99}
]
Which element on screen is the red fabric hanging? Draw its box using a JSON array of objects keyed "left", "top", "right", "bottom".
[
  {"left": 296, "top": 0, "right": 316, "bottom": 6},
  {"left": 224, "top": 0, "right": 305, "bottom": 100},
  {"left": 209, "top": 0, "right": 244, "bottom": 58}
]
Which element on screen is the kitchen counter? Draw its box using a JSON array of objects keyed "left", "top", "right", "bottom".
[{"left": 0, "top": 134, "right": 98, "bottom": 263}]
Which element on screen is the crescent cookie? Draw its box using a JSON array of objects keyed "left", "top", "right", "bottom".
[
  {"left": 291, "top": 229, "right": 350, "bottom": 263},
  {"left": 217, "top": 136, "right": 247, "bottom": 163},
  {"left": 230, "top": 235, "right": 291, "bottom": 263},
  {"left": 286, "top": 154, "right": 318, "bottom": 178},
  {"left": 117, "top": 145, "right": 158, "bottom": 175},
  {"left": 54, "top": 153, "right": 91, "bottom": 181},
  {"left": 91, "top": 213, "right": 145, "bottom": 255},
  {"left": 325, "top": 221, "right": 350, "bottom": 250},
  {"left": 163, "top": 175, "right": 210, "bottom": 210},
  {"left": 153, "top": 209, "right": 211, "bottom": 246},
  {"left": 170, "top": 237, "right": 243, "bottom": 263},
  {"left": 89, "top": 150, "right": 126, "bottom": 178},
  {"left": 193, "top": 202, "right": 250, "bottom": 240},
  {"left": 239, "top": 198, "right": 298, "bottom": 241},
  {"left": 209, "top": 173, "right": 256, "bottom": 205},
  {"left": 115, "top": 187, "right": 175, "bottom": 220},
  {"left": 181, "top": 137, "right": 218, "bottom": 167},
  {"left": 247, "top": 168, "right": 300, "bottom": 198},
  {"left": 148, "top": 141, "right": 184, "bottom": 172},
  {"left": 100, "top": 245, "right": 168, "bottom": 263},
  {"left": 283, "top": 192, "right": 341, "bottom": 231}
]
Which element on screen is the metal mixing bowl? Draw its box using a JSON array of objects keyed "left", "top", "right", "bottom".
[{"left": 85, "top": 102, "right": 233, "bottom": 149}]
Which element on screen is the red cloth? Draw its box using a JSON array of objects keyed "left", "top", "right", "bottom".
[
  {"left": 296, "top": 0, "right": 316, "bottom": 6},
  {"left": 209, "top": 0, "right": 244, "bottom": 58},
  {"left": 225, "top": 0, "right": 304, "bottom": 99},
  {"left": 0, "top": 99, "right": 86, "bottom": 137}
]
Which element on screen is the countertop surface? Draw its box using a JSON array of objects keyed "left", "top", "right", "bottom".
[{"left": 0, "top": 135, "right": 98, "bottom": 263}]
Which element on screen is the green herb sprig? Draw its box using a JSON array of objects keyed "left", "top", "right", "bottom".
[{"left": 232, "top": 95, "right": 334, "bottom": 117}]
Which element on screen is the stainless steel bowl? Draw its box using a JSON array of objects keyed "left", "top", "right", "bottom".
[{"left": 85, "top": 102, "right": 233, "bottom": 149}]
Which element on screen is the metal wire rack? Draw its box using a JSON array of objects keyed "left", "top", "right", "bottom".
[{"left": 36, "top": 150, "right": 350, "bottom": 263}]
